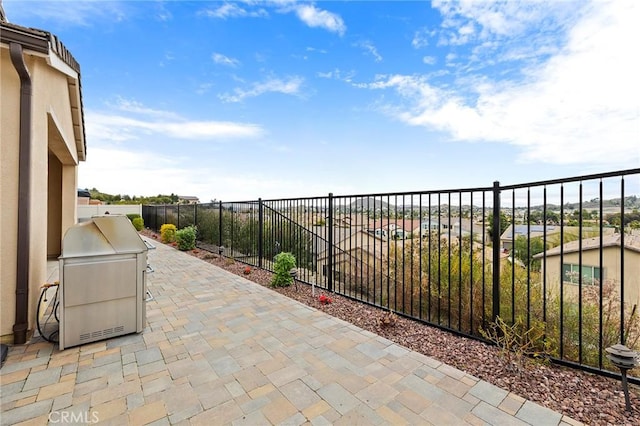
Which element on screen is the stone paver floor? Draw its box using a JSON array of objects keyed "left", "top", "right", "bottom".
[{"left": 0, "top": 239, "right": 582, "bottom": 425}]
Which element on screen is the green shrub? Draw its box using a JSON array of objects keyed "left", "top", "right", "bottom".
[
  {"left": 126, "top": 213, "right": 142, "bottom": 222},
  {"left": 131, "top": 217, "right": 144, "bottom": 231},
  {"left": 272, "top": 252, "right": 296, "bottom": 287},
  {"left": 160, "top": 224, "right": 177, "bottom": 243},
  {"left": 176, "top": 226, "right": 197, "bottom": 251}
]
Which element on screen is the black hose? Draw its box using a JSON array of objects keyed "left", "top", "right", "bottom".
[{"left": 36, "top": 285, "right": 59, "bottom": 344}]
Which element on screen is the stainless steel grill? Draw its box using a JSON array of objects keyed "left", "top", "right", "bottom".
[{"left": 58, "top": 215, "right": 149, "bottom": 350}]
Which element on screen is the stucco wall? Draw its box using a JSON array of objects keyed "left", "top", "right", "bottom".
[
  {"left": 1, "top": 47, "right": 22, "bottom": 341},
  {"left": 48, "top": 152, "right": 63, "bottom": 257},
  {"left": 543, "top": 246, "right": 640, "bottom": 309},
  {"left": 1, "top": 46, "right": 81, "bottom": 341}
]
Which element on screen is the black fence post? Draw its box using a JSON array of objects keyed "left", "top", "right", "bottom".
[
  {"left": 219, "top": 200, "right": 223, "bottom": 250},
  {"left": 258, "top": 198, "right": 263, "bottom": 268},
  {"left": 327, "top": 193, "right": 334, "bottom": 292},
  {"left": 620, "top": 177, "right": 626, "bottom": 345},
  {"left": 177, "top": 204, "right": 180, "bottom": 229},
  {"left": 230, "top": 204, "right": 234, "bottom": 255},
  {"left": 492, "top": 181, "right": 501, "bottom": 322}
]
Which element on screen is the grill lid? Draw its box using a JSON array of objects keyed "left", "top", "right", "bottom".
[{"left": 60, "top": 215, "right": 147, "bottom": 258}]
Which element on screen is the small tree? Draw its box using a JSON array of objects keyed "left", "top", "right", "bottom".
[
  {"left": 487, "top": 212, "right": 510, "bottom": 240},
  {"left": 513, "top": 235, "right": 545, "bottom": 271},
  {"left": 272, "top": 252, "right": 296, "bottom": 287}
]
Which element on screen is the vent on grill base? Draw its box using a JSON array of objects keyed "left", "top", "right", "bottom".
[{"left": 79, "top": 325, "right": 125, "bottom": 342}]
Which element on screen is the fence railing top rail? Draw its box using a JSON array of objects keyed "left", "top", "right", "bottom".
[{"left": 498, "top": 168, "right": 640, "bottom": 191}]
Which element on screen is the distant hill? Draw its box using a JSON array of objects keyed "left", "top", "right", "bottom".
[
  {"left": 349, "top": 198, "right": 390, "bottom": 210},
  {"left": 86, "top": 188, "right": 180, "bottom": 205},
  {"left": 531, "top": 195, "right": 640, "bottom": 211}
]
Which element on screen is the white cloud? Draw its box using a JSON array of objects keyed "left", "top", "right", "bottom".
[
  {"left": 422, "top": 56, "right": 436, "bottom": 65},
  {"left": 366, "top": 0, "right": 640, "bottom": 168},
  {"left": 316, "top": 68, "right": 356, "bottom": 83},
  {"left": 445, "top": 53, "right": 457, "bottom": 64},
  {"left": 199, "top": 1, "right": 345, "bottom": 36},
  {"left": 293, "top": 4, "right": 346, "bottom": 36},
  {"left": 200, "top": 2, "right": 268, "bottom": 19},
  {"left": 412, "top": 28, "right": 432, "bottom": 49},
  {"left": 78, "top": 147, "right": 328, "bottom": 201},
  {"left": 196, "top": 83, "right": 213, "bottom": 95},
  {"left": 212, "top": 52, "right": 241, "bottom": 67},
  {"left": 86, "top": 99, "right": 263, "bottom": 143},
  {"left": 155, "top": 3, "right": 172, "bottom": 22},
  {"left": 159, "top": 51, "right": 175, "bottom": 67},
  {"left": 3, "top": 0, "right": 127, "bottom": 26},
  {"left": 219, "top": 76, "right": 304, "bottom": 103},
  {"left": 106, "top": 98, "right": 180, "bottom": 120},
  {"left": 202, "top": 1, "right": 346, "bottom": 36},
  {"left": 356, "top": 41, "right": 382, "bottom": 63},
  {"left": 78, "top": 98, "right": 279, "bottom": 201},
  {"left": 306, "top": 47, "right": 328, "bottom": 54},
  {"left": 432, "top": 0, "right": 566, "bottom": 41},
  {"left": 87, "top": 113, "right": 263, "bottom": 142},
  {"left": 432, "top": 0, "right": 578, "bottom": 76},
  {"left": 79, "top": 147, "right": 227, "bottom": 201}
]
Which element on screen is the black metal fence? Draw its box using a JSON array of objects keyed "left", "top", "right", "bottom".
[{"left": 143, "top": 168, "right": 640, "bottom": 382}]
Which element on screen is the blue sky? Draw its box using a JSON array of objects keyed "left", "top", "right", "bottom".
[{"left": 4, "top": 0, "right": 639, "bottom": 202}]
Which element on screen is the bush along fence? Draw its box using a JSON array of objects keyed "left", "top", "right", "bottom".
[{"left": 143, "top": 168, "right": 640, "bottom": 383}]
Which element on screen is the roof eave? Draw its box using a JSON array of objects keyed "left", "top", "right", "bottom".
[{"left": 1, "top": 21, "right": 86, "bottom": 161}]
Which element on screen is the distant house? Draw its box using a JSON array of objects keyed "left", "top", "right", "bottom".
[
  {"left": 77, "top": 188, "right": 91, "bottom": 205},
  {"left": 178, "top": 195, "right": 200, "bottom": 204},
  {"left": 391, "top": 228, "right": 409, "bottom": 240},
  {"left": 500, "top": 225, "right": 557, "bottom": 251},
  {"left": 500, "top": 224, "right": 615, "bottom": 251},
  {"left": 366, "top": 219, "right": 421, "bottom": 240},
  {"left": 310, "top": 227, "right": 354, "bottom": 257},
  {"left": 535, "top": 234, "right": 640, "bottom": 307},
  {"left": 333, "top": 215, "right": 352, "bottom": 228},
  {"left": 419, "top": 217, "right": 482, "bottom": 241},
  {"left": 419, "top": 217, "right": 444, "bottom": 236},
  {"left": 317, "top": 229, "right": 389, "bottom": 287},
  {"left": 368, "top": 228, "right": 388, "bottom": 239}
]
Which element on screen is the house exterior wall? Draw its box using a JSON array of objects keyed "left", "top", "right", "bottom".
[
  {"left": 1, "top": 45, "right": 82, "bottom": 342},
  {"left": 542, "top": 247, "right": 640, "bottom": 309},
  {"left": 48, "top": 152, "right": 63, "bottom": 257},
  {"left": 1, "top": 46, "right": 22, "bottom": 342},
  {"left": 337, "top": 232, "right": 386, "bottom": 253},
  {"left": 316, "top": 230, "right": 388, "bottom": 286}
]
